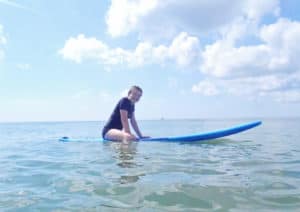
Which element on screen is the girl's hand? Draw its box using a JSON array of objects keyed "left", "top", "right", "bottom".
[{"left": 139, "top": 136, "right": 151, "bottom": 139}]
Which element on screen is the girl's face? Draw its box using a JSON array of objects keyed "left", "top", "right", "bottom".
[{"left": 128, "top": 88, "right": 142, "bottom": 103}]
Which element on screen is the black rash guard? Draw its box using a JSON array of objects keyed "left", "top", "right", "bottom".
[{"left": 102, "top": 97, "right": 135, "bottom": 138}]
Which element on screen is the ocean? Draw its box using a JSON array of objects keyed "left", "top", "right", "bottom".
[{"left": 0, "top": 118, "right": 299, "bottom": 211}]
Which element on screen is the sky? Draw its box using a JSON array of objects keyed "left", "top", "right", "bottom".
[{"left": 1, "top": 0, "right": 300, "bottom": 122}]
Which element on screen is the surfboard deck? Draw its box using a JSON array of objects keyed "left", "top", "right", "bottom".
[{"left": 59, "top": 121, "right": 262, "bottom": 143}]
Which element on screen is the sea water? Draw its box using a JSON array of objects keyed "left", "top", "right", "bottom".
[{"left": 0, "top": 118, "right": 299, "bottom": 211}]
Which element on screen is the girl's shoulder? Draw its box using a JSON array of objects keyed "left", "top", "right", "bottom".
[
  {"left": 118, "top": 97, "right": 132, "bottom": 108},
  {"left": 119, "top": 97, "right": 130, "bottom": 103}
]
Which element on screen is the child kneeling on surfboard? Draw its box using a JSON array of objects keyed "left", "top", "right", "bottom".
[{"left": 102, "top": 85, "right": 149, "bottom": 143}]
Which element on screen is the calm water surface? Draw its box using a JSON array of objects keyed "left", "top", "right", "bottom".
[{"left": 0, "top": 118, "right": 299, "bottom": 211}]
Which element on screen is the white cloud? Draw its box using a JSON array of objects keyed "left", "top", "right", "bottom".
[
  {"left": 168, "top": 32, "right": 200, "bottom": 66},
  {"left": 192, "top": 15, "right": 300, "bottom": 103},
  {"left": 224, "top": 75, "right": 292, "bottom": 96},
  {"left": 0, "top": 25, "right": 6, "bottom": 61},
  {"left": 58, "top": 34, "right": 110, "bottom": 64},
  {"left": 63, "top": 0, "right": 300, "bottom": 103},
  {"left": 59, "top": 32, "right": 200, "bottom": 68},
  {"left": 106, "top": 0, "right": 159, "bottom": 37},
  {"left": 0, "top": 0, "right": 26, "bottom": 9},
  {"left": 201, "top": 41, "right": 270, "bottom": 78},
  {"left": 242, "top": 0, "right": 280, "bottom": 20},
  {"left": 105, "top": 0, "right": 280, "bottom": 39},
  {"left": 0, "top": 0, "right": 36, "bottom": 13},
  {"left": 192, "top": 80, "right": 219, "bottom": 96},
  {"left": 61, "top": 16, "right": 300, "bottom": 103},
  {"left": 260, "top": 18, "right": 300, "bottom": 70},
  {"left": 270, "top": 90, "right": 300, "bottom": 103},
  {"left": 192, "top": 72, "right": 300, "bottom": 102},
  {"left": 201, "top": 18, "right": 300, "bottom": 78},
  {"left": 0, "top": 25, "right": 6, "bottom": 43}
]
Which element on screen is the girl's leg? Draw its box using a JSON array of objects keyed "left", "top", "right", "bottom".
[{"left": 104, "top": 129, "right": 137, "bottom": 142}]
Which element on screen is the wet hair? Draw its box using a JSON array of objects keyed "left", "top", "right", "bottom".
[{"left": 128, "top": 85, "right": 143, "bottom": 95}]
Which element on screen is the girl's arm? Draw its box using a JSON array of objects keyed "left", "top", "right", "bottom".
[
  {"left": 130, "top": 112, "right": 143, "bottom": 138},
  {"left": 120, "top": 109, "right": 131, "bottom": 134}
]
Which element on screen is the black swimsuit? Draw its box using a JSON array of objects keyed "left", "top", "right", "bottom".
[{"left": 102, "top": 97, "right": 134, "bottom": 138}]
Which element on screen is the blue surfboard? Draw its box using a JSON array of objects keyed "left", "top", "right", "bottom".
[{"left": 59, "top": 121, "right": 261, "bottom": 143}]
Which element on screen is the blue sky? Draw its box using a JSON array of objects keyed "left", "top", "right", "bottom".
[{"left": 1, "top": 0, "right": 300, "bottom": 122}]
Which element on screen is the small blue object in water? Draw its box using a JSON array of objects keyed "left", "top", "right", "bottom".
[{"left": 60, "top": 136, "right": 69, "bottom": 142}]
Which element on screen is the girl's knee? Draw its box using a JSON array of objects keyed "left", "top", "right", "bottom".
[{"left": 123, "top": 133, "right": 136, "bottom": 141}]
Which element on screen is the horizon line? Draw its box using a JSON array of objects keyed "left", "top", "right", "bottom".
[{"left": 1, "top": 116, "right": 299, "bottom": 124}]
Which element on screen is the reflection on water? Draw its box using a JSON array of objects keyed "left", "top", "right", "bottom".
[
  {"left": 110, "top": 142, "right": 138, "bottom": 168},
  {"left": 108, "top": 142, "right": 144, "bottom": 184},
  {"left": 119, "top": 175, "right": 140, "bottom": 184}
]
